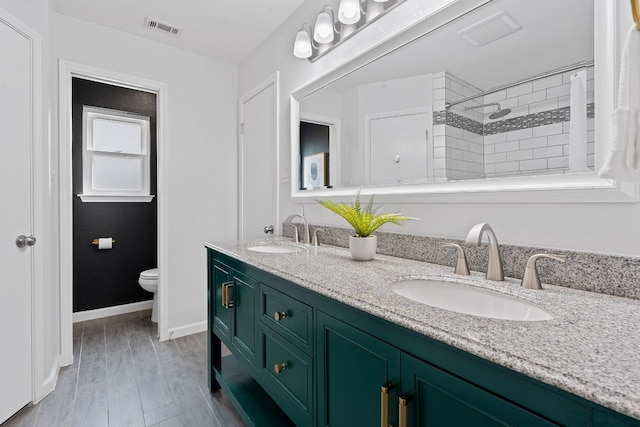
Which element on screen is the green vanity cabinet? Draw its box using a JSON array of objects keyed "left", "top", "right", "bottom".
[
  {"left": 206, "top": 247, "right": 640, "bottom": 427},
  {"left": 316, "top": 311, "right": 556, "bottom": 427},
  {"left": 258, "top": 285, "right": 315, "bottom": 426},
  {"left": 399, "top": 353, "right": 557, "bottom": 426},
  {"left": 316, "top": 311, "right": 401, "bottom": 427},
  {"left": 210, "top": 257, "right": 259, "bottom": 369}
]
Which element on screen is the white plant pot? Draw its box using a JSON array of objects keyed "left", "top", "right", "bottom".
[{"left": 349, "top": 235, "right": 377, "bottom": 261}]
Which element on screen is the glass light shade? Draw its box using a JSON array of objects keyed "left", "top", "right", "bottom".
[
  {"left": 293, "top": 29, "right": 312, "bottom": 58},
  {"left": 338, "top": 0, "right": 360, "bottom": 25},
  {"left": 366, "top": 0, "right": 385, "bottom": 21},
  {"left": 313, "top": 11, "right": 335, "bottom": 43}
]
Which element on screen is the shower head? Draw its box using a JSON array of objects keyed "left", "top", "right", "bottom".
[
  {"left": 465, "top": 102, "right": 511, "bottom": 120},
  {"left": 489, "top": 106, "right": 511, "bottom": 119}
]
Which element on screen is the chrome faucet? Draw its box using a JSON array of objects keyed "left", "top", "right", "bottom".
[
  {"left": 464, "top": 223, "right": 504, "bottom": 281},
  {"left": 284, "top": 213, "right": 310, "bottom": 244}
]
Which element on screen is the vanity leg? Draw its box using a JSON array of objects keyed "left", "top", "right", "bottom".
[{"left": 209, "top": 330, "right": 221, "bottom": 391}]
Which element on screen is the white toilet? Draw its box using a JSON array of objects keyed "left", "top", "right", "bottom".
[{"left": 138, "top": 268, "right": 158, "bottom": 323}]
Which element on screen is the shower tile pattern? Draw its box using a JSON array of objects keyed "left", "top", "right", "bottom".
[
  {"left": 433, "top": 67, "right": 595, "bottom": 179},
  {"left": 2, "top": 311, "right": 244, "bottom": 427}
]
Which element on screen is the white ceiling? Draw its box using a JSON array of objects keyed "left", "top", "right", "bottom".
[
  {"left": 326, "top": 0, "right": 594, "bottom": 92},
  {"left": 53, "top": 0, "right": 307, "bottom": 64}
]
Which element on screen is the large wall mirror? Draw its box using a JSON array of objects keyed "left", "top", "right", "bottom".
[{"left": 291, "top": 0, "right": 634, "bottom": 201}]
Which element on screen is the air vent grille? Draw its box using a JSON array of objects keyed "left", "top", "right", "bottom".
[
  {"left": 144, "top": 17, "right": 182, "bottom": 37},
  {"left": 458, "top": 11, "right": 521, "bottom": 47}
]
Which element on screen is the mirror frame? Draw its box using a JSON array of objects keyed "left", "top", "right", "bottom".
[{"left": 291, "top": 0, "right": 638, "bottom": 203}]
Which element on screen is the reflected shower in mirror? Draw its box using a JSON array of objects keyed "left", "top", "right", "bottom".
[{"left": 297, "top": 0, "right": 594, "bottom": 190}]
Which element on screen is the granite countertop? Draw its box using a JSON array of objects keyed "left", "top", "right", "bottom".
[{"left": 205, "top": 238, "right": 640, "bottom": 420}]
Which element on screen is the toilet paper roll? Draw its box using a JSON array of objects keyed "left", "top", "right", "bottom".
[{"left": 98, "top": 238, "right": 113, "bottom": 250}]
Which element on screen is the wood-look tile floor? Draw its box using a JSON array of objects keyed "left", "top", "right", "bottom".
[{"left": 2, "top": 310, "right": 245, "bottom": 427}]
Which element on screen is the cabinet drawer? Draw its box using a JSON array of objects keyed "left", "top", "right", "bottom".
[
  {"left": 260, "top": 285, "right": 313, "bottom": 354},
  {"left": 261, "top": 326, "right": 313, "bottom": 426}
]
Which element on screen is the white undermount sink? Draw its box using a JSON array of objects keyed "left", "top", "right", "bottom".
[
  {"left": 391, "top": 279, "right": 553, "bottom": 321},
  {"left": 247, "top": 243, "right": 303, "bottom": 254}
]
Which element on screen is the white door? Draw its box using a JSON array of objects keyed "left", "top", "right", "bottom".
[
  {"left": 239, "top": 75, "right": 278, "bottom": 240},
  {"left": 0, "top": 11, "right": 34, "bottom": 424},
  {"left": 369, "top": 109, "right": 433, "bottom": 185}
]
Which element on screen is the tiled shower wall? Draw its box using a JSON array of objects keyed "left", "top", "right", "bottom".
[
  {"left": 433, "top": 72, "right": 485, "bottom": 181},
  {"left": 433, "top": 67, "right": 595, "bottom": 179}
]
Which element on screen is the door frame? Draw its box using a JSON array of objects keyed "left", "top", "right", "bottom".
[
  {"left": 59, "top": 61, "right": 170, "bottom": 365},
  {"left": 0, "top": 5, "right": 44, "bottom": 405},
  {"left": 237, "top": 72, "right": 280, "bottom": 239}
]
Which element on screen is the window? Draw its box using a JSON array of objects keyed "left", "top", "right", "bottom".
[{"left": 79, "top": 106, "right": 154, "bottom": 202}]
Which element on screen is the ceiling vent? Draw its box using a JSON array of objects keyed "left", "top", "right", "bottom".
[
  {"left": 144, "top": 17, "right": 183, "bottom": 37},
  {"left": 458, "top": 11, "right": 521, "bottom": 47}
]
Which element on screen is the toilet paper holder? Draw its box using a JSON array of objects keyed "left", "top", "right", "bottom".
[{"left": 92, "top": 238, "right": 115, "bottom": 245}]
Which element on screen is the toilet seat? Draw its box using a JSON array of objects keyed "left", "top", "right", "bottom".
[
  {"left": 140, "top": 268, "right": 158, "bottom": 279},
  {"left": 139, "top": 268, "right": 158, "bottom": 289}
]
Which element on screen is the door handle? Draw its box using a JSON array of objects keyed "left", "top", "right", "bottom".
[
  {"left": 264, "top": 225, "right": 274, "bottom": 234},
  {"left": 381, "top": 381, "right": 395, "bottom": 427},
  {"left": 16, "top": 235, "right": 36, "bottom": 248},
  {"left": 398, "top": 392, "right": 413, "bottom": 427},
  {"left": 221, "top": 281, "right": 235, "bottom": 309}
]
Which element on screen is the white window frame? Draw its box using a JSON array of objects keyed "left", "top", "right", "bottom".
[{"left": 78, "top": 106, "right": 154, "bottom": 202}]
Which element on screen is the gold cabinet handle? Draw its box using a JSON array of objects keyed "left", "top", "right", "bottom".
[
  {"left": 399, "top": 392, "right": 413, "bottom": 427},
  {"left": 221, "top": 281, "right": 234, "bottom": 309},
  {"left": 381, "top": 382, "right": 395, "bottom": 427},
  {"left": 274, "top": 362, "right": 287, "bottom": 374},
  {"left": 274, "top": 311, "right": 287, "bottom": 321}
]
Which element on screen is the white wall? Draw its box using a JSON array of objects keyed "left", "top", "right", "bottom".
[
  {"left": 0, "top": 0, "right": 59, "bottom": 400},
  {"left": 239, "top": 0, "right": 640, "bottom": 257},
  {"left": 54, "top": 14, "right": 238, "bottom": 333}
]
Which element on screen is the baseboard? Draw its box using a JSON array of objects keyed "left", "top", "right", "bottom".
[
  {"left": 35, "top": 354, "right": 60, "bottom": 404},
  {"left": 168, "top": 320, "right": 207, "bottom": 340},
  {"left": 72, "top": 300, "right": 153, "bottom": 323}
]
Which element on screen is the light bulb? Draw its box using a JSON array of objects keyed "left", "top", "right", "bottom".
[
  {"left": 293, "top": 29, "right": 312, "bottom": 58},
  {"left": 338, "top": 0, "right": 360, "bottom": 25},
  {"left": 313, "top": 10, "right": 335, "bottom": 43}
]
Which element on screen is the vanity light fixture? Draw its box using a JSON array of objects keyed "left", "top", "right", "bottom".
[
  {"left": 313, "top": 5, "right": 338, "bottom": 44},
  {"left": 338, "top": 0, "right": 361, "bottom": 25},
  {"left": 293, "top": 0, "right": 405, "bottom": 62},
  {"left": 293, "top": 23, "right": 315, "bottom": 59}
]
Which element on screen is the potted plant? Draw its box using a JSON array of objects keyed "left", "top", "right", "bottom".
[{"left": 317, "top": 190, "right": 418, "bottom": 261}]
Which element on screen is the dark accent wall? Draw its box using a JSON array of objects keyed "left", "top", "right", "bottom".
[
  {"left": 299, "top": 121, "right": 330, "bottom": 189},
  {"left": 72, "top": 78, "right": 157, "bottom": 312}
]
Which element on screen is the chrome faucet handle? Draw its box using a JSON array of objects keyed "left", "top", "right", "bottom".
[
  {"left": 288, "top": 224, "right": 300, "bottom": 243},
  {"left": 312, "top": 228, "right": 324, "bottom": 246},
  {"left": 440, "top": 243, "right": 470, "bottom": 275},
  {"left": 521, "top": 254, "right": 566, "bottom": 290}
]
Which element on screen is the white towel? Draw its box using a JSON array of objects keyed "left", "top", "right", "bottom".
[
  {"left": 599, "top": 25, "right": 640, "bottom": 182},
  {"left": 569, "top": 70, "right": 588, "bottom": 172}
]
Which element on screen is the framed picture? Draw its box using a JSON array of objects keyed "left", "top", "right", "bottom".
[{"left": 302, "top": 152, "right": 329, "bottom": 190}]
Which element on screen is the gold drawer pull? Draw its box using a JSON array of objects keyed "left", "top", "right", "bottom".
[
  {"left": 274, "top": 311, "right": 288, "bottom": 321},
  {"left": 274, "top": 362, "right": 287, "bottom": 374},
  {"left": 381, "top": 381, "right": 395, "bottom": 427},
  {"left": 399, "top": 392, "right": 413, "bottom": 427}
]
